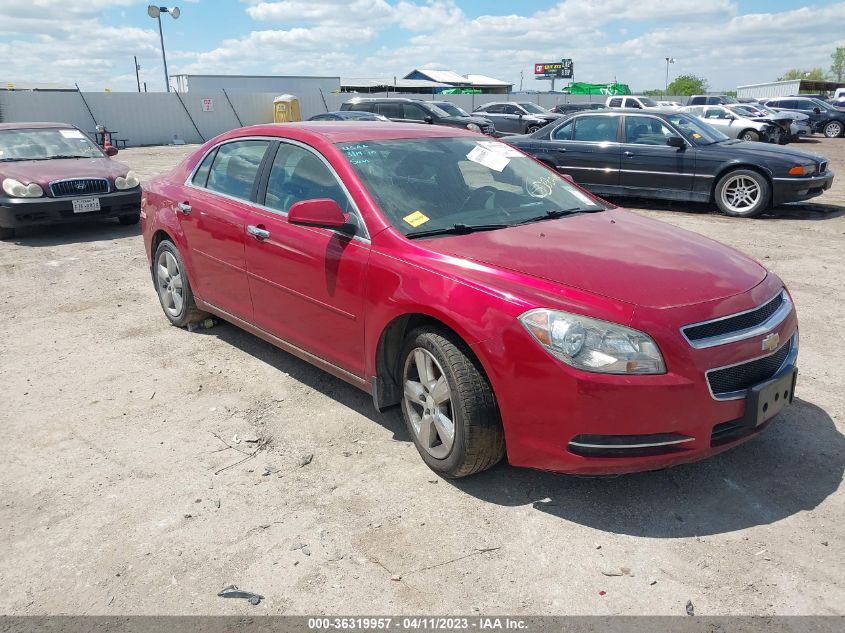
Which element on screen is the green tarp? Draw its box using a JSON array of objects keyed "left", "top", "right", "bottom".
[
  {"left": 438, "top": 88, "right": 483, "bottom": 94},
  {"left": 564, "top": 82, "right": 632, "bottom": 95}
]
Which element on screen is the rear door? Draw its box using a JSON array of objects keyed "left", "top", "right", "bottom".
[
  {"left": 476, "top": 104, "right": 509, "bottom": 131},
  {"left": 181, "top": 138, "right": 271, "bottom": 320},
  {"left": 546, "top": 114, "right": 622, "bottom": 187},
  {"left": 700, "top": 106, "right": 735, "bottom": 136},
  {"left": 619, "top": 115, "right": 695, "bottom": 194}
]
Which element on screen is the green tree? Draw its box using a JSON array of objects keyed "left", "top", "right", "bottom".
[
  {"left": 777, "top": 68, "right": 825, "bottom": 81},
  {"left": 642, "top": 88, "right": 664, "bottom": 97},
  {"left": 831, "top": 47, "right": 845, "bottom": 82},
  {"left": 666, "top": 74, "right": 709, "bottom": 96}
]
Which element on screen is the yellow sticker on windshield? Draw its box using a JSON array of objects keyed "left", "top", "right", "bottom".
[
  {"left": 403, "top": 210, "right": 430, "bottom": 228},
  {"left": 692, "top": 133, "right": 702, "bottom": 139}
]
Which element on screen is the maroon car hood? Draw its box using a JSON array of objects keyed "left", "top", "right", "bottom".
[
  {"left": 422, "top": 209, "right": 767, "bottom": 309},
  {"left": 0, "top": 157, "right": 128, "bottom": 190}
]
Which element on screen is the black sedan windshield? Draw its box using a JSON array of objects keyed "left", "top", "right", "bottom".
[
  {"left": 436, "top": 102, "right": 470, "bottom": 117},
  {"left": 338, "top": 137, "right": 606, "bottom": 237},
  {"left": 0, "top": 128, "right": 103, "bottom": 161},
  {"left": 664, "top": 114, "right": 729, "bottom": 145}
]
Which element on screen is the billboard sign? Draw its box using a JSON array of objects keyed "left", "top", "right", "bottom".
[
  {"left": 561, "top": 59, "right": 574, "bottom": 79},
  {"left": 534, "top": 62, "right": 562, "bottom": 78}
]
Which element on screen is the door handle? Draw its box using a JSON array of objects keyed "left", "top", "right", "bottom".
[
  {"left": 555, "top": 148, "right": 567, "bottom": 153},
  {"left": 177, "top": 202, "right": 192, "bottom": 215},
  {"left": 623, "top": 151, "right": 634, "bottom": 157},
  {"left": 247, "top": 225, "right": 270, "bottom": 240}
]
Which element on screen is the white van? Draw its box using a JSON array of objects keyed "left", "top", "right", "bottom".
[{"left": 605, "top": 95, "right": 660, "bottom": 109}]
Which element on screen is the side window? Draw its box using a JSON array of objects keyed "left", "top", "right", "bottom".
[
  {"left": 483, "top": 104, "right": 505, "bottom": 114},
  {"left": 402, "top": 104, "right": 428, "bottom": 121},
  {"left": 264, "top": 143, "right": 349, "bottom": 215},
  {"left": 608, "top": 98, "right": 622, "bottom": 108},
  {"left": 205, "top": 140, "right": 269, "bottom": 200},
  {"left": 503, "top": 105, "right": 522, "bottom": 115},
  {"left": 552, "top": 119, "right": 574, "bottom": 140},
  {"left": 626, "top": 99, "right": 642, "bottom": 109},
  {"left": 625, "top": 116, "right": 673, "bottom": 145},
  {"left": 572, "top": 116, "right": 618, "bottom": 142},
  {"left": 191, "top": 147, "right": 217, "bottom": 187},
  {"left": 348, "top": 102, "right": 373, "bottom": 112},
  {"left": 377, "top": 103, "right": 403, "bottom": 119},
  {"left": 704, "top": 107, "right": 725, "bottom": 119}
]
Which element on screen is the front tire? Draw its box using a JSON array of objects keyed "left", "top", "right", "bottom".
[
  {"left": 399, "top": 327, "right": 505, "bottom": 478},
  {"left": 740, "top": 129, "right": 760, "bottom": 142},
  {"left": 714, "top": 169, "right": 770, "bottom": 218},
  {"left": 823, "top": 121, "right": 843, "bottom": 138},
  {"left": 152, "top": 240, "right": 207, "bottom": 327}
]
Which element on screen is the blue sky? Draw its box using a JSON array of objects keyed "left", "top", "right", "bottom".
[{"left": 2, "top": 1, "right": 845, "bottom": 92}]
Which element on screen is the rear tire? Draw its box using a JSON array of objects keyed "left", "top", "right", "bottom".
[
  {"left": 0, "top": 226, "right": 15, "bottom": 240},
  {"left": 823, "top": 121, "right": 843, "bottom": 138},
  {"left": 118, "top": 213, "right": 140, "bottom": 225},
  {"left": 152, "top": 240, "right": 207, "bottom": 327},
  {"left": 714, "top": 169, "right": 770, "bottom": 218},
  {"left": 399, "top": 327, "right": 505, "bottom": 478},
  {"left": 526, "top": 125, "right": 541, "bottom": 134},
  {"left": 740, "top": 129, "right": 760, "bottom": 142}
]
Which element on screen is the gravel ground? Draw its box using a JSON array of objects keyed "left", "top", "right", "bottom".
[{"left": 1, "top": 137, "right": 843, "bottom": 616}]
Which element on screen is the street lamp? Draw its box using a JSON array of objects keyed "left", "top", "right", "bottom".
[
  {"left": 148, "top": 6, "right": 181, "bottom": 92},
  {"left": 665, "top": 57, "right": 676, "bottom": 96}
]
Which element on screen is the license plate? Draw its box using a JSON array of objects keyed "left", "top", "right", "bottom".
[
  {"left": 72, "top": 198, "right": 101, "bottom": 213},
  {"left": 741, "top": 368, "right": 797, "bottom": 428}
]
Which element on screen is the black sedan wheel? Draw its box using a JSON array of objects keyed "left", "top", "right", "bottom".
[
  {"left": 714, "top": 169, "right": 770, "bottom": 218},
  {"left": 823, "top": 121, "right": 843, "bottom": 138}
]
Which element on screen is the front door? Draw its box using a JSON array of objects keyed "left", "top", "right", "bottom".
[
  {"left": 244, "top": 142, "right": 370, "bottom": 377},
  {"left": 619, "top": 115, "right": 695, "bottom": 194},
  {"left": 180, "top": 139, "right": 271, "bottom": 320},
  {"left": 543, "top": 114, "right": 622, "bottom": 187}
]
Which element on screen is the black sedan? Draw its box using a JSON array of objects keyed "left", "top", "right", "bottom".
[{"left": 507, "top": 109, "right": 833, "bottom": 217}]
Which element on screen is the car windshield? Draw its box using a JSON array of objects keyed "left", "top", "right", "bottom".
[
  {"left": 337, "top": 137, "right": 607, "bottom": 238},
  {"left": 664, "top": 113, "right": 729, "bottom": 145},
  {"left": 519, "top": 102, "right": 548, "bottom": 114},
  {"left": 732, "top": 106, "right": 761, "bottom": 116},
  {"left": 810, "top": 98, "right": 834, "bottom": 111},
  {"left": 0, "top": 127, "right": 103, "bottom": 161},
  {"left": 638, "top": 97, "right": 659, "bottom": 107},
  {"left": 435, "top": 102, "right": 469, "bottom": 117},
  {"left": 421, "top": 102, "right": 451, "bottom": 118}
]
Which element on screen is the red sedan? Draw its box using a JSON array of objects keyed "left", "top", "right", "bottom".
[
  {"left": 141, "top": 122, "right": 798, "bottom": 478},
  {"left": 0, "top": 122, "right": 141, "bottom": 239}
]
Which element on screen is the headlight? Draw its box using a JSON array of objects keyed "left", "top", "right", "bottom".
[
  {"left": 519, "top": 309, "right": 665, "bottom": 374},
  {"left": 466, "top": 123, "right": 482, "bottom": 132},
  {"left": 2, "top": 178, "right": 43, "bottom": 198},
  {"left": 788, "top": 164, "right": 815, "bottom": 176},
  {"left": 115, "top": 170, "right": 140, "bottom": 190}
]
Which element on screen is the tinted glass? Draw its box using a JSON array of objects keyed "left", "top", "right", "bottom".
[
  {"left": 348, "top": 102, "right": 373, "bottom": 112},
  {"left": 519, "top": 103, "right": 547, "bottom": 114},
  {"left": 402, "top": 104, "right": 428, "bottom": 120},
  {"left": 503, "top": 105, "right": 522, "bottom": 115},
  {"left": 572, "top": 116, "right": 618, "bottom": 142},
  {"left": 436, "top": 102, "right": 468, "bottom": 117},
  {"left": 337, "top": 137, "right": 606, "bottom": 238},
  {"left": 625, "top": 116, "right": 675, "bottom": 145},
  {"left": 205, "top": 140, "right": 269, "bottom": 200},
  {"left": 551, "top": 119, "right": 574, "bottom": 140},
  {"left": 377, "top": 103, "right": 403, "bottom": 118},
  {"left": 482, "top": 104, "right": 505, "bottom": 114},
  {"left": 609, "top": 98, "right": 623, "bottom": 107},
  {"left": 638, "top": 97, "right": 659, "bottom": 107},
  {"left": 192, "top": 147, "right": 217, "bottom": 187},
  {"left": 264, "top": 143, "right": 349, "bottom": 214},
  {"left": 664, "top": 113, "right": 728, "bottom": 145}
]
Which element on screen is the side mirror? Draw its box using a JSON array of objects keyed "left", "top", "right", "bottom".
[
  {"left": 667, "top": 136, "right": 686, "bottom": 148},
  {"left": 105, "top": 146, "right": 118, "bottom": 157},
  {"left": 424, "top": 115, "right": 434, "bottom": 124},
  {"left": 288, "top": 199, "right": 353, "bottom": 234},
  {"left": 814, "top": 107, "right": 821, "bottom": 114}
]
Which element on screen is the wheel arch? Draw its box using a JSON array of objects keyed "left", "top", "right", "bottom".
[{"left": 372, "top": 312, "right": 494, "bottom": 412}]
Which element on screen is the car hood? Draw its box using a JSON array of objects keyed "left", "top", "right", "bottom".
[
  {"left": 421, "top": 209, "right": 767, "bottom": 309},
  {"left": 707, "top": 139, "right": 826, "bottom": 162},
  {"left": 0, "top": 157, "right": 129, "bottom": 189}
]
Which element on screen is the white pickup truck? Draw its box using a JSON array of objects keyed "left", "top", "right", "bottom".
[{"left": 605, "top": 95, "right": 660, "bottom": 109}]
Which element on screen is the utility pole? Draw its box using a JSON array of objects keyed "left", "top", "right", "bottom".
[
  {"left": 519, "top": 70, "right": 523, "bottom": 92},
  {"left": 134, "top": 56, "right": 141, "bottom": 92},
  {"left": 665, "top": 57, "right": 675, "bottom": 95}
]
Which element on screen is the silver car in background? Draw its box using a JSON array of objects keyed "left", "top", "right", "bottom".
[
  {"left": 682, "top": 105, "right": 778, "bottom": 143},
  {"left": 726, "top": 103, "right": 812, "bottom": 142}
]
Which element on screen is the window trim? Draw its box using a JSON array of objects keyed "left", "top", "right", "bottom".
[{"left": 186, "top": 137, "right": 272, "bottom": 203}]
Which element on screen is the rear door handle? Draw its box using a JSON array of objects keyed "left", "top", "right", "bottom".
[
  {"left": 177, "top": 202, "right": 192, "bottom": 215},
  {"left": 623, "top": 151, "right": 634, "bottom": 157},
  {"left": 247, "top": 225, "right": 270, "bottom": 240}
]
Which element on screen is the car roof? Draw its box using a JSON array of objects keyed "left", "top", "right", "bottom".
[
  {"left": 222, "top": 121, "right": 478, "bottom": 143},
  {"left": 0, "top": 122, "right": 79, "bottom": 131}
]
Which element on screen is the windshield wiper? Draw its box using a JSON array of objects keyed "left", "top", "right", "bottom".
[
  {"left": 516, "top": 207, "right": 600, "bottom": 225},
  {"left": 46, "top": 154, "right": 93, "bottom": 159},
  {"left": 406, "top": 223, "right": 509, "bottom": 239}
]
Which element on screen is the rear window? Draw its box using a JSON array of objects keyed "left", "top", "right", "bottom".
[{"left": 573, "top": 116, "right": 618, "bottom": 142}]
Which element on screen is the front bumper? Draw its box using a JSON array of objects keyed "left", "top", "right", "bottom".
[
  {"left": 474, "top": 276, "right": 799, "bottom": 475},
  {"left": 0, "top": 189, "right": 141, "bottom": 228},
  {"left": 771, "top": 171, "right": 834, "bottom": 206}
]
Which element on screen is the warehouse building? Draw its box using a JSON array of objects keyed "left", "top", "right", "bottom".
[{"left": 737, "top": 79, "right": 845, "bottom": 98}]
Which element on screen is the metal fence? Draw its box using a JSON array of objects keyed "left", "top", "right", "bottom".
[{"left": 0, "top": 90, "right": 688, "bottom": 147}]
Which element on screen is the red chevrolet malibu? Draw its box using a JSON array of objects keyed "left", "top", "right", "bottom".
[{"left": 141, "top": 123, "right": 798, "bottom": 478}]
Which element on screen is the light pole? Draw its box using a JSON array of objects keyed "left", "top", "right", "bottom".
[
  {"left": 148, "top": 6, "right": 181, "bottom": 92},
  {"left": 664, "top": 57, "right": 676, "bottom": 96}
]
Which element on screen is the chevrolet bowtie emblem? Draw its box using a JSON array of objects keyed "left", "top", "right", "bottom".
[{"left": 761, "top": 332, "right": 780, "bottom": 352}]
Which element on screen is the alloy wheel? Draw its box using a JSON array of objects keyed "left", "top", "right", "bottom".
[
  {"left": 403, "top": 348, "right": 455, "bottom": 459},
  {"left": 825, "top": 122, "right": 842, "bottom": 137},
  {"left": 720, "top": 174, "right": 761, "bottom": 214},
  {"left": 156, "top": 250, "right": 184, "bottom": 318}
]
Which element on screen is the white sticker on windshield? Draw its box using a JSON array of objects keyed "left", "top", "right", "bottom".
[
  {"left": 566, "top": 186, "right": 599, "bottom": 207},
  {"left": 466, "top": 145, "right": 510, "bottom": 172},
  {"left": 476, "top": 140, "right": 523, "bottom": 158},
  {"left": 59, "top": 129, "right": 84, "bottom": 139}
]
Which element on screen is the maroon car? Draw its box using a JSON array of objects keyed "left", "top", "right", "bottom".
[{"left": 0, "top": 122, "right": 141, "bottom": 239}]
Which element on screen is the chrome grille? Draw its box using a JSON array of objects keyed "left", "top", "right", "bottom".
[
  {"left": 707, "top": 336, "right": 793, "bottom": 398},
  {"left": 50, "top": 178, "right": 109, "bottom": 197},
  {"left": 683, "top": 292, "right": 784, "bottom": 343}
]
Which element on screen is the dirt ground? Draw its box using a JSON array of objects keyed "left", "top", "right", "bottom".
[{"left": 1, "top": 136, "right": 843, "bottom": 617}]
